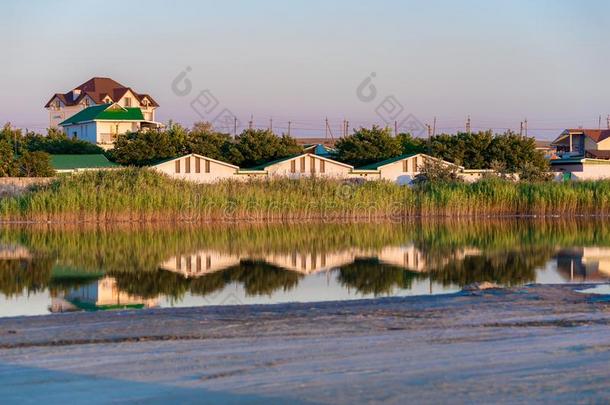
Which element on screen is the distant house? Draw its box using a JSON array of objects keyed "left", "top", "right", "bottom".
[
  {"left": 151, "top": 153, "right": 240, "bottom": 183},
  {"left": 551, "top": 129, "right": 610, "bottom": 157},
  {"left": 352, "top": 153, "right": 473, "bottom": 185},
  {"left": 243, "top": 153, "right": 354, "bottom": 179},
  {"left": 549, "top": 129, "right": 610, "bottom": 180},
  {"left": 59, "top": 103, "right": 161, "bottom": 149},
  {"left": 50, "top": 154, "right": 119, "bottom": 173},
  {"left": 45, "top": 77, "right": 159, "bottom": 128},
  {"left": 302, "top": 144, "right": 337, "bottom": 158}
]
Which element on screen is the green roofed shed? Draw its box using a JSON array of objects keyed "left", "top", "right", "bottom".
[
  {"left": 356, "top": 154, "right": 418, "bottom": 170},
  {"left": 51, "top": 154, "right": 119, "bottom": 172}
]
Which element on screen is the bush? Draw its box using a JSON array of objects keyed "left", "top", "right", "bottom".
[
  {"left": 24, "top": 128, "right": 104, "bottom": 154},
  {"left": 16, "top": 151, "right": 55, "bottom": 177},
  {"left": 413, "top": 158, "right": 462, "bottom": 184}
]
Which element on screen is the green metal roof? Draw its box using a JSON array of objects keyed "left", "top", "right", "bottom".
[
  {"left": 51, "top": 154, "right": 119, "bottom": 170},
  {"left": 59, "top": 103, "right": 145, "bottom": 125},
  {"left": 357, "top": 153, "right": 417, "bottom": 170}
]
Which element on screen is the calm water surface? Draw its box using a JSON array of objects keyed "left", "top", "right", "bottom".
[{"left": 1, "top": 221, "right": 608, "bottom": 317}]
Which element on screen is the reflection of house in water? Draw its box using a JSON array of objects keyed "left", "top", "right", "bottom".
[
  {"left": 159, "top": 244, "right": 474, "bottom": 277},
  {"left": 160, "top": 252, "right": 242, "bottom": 277},
  {"left": 51, "top": 276, "right": 158, "bottom": 312},
  {"left": 555, "top": 247, "right": 610, "bottom": 282}
]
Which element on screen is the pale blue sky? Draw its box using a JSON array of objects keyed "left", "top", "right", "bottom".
[{"left": 1, "top": 0, "right": 609, "bottom": 139}]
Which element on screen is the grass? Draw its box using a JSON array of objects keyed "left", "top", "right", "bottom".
[{"left": 3, "top": 168, "right": 610, "bottom": 222}]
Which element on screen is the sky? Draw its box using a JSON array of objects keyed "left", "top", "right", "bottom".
[{"left": 1, "top": 0, "right": 609, "bottom": 139}]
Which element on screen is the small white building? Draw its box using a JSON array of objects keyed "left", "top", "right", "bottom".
[
  {"left": 243, "top": 153, "right": 354, "bottom": 179},
  {"left": 152, "top": 153, "right": 240, "bottom": 183},
  {"left": 59, "top": 103, "right": 162, "bottom": 149},
  {"left": 351, "top": 153, "right": 465, "bottom": 185}
]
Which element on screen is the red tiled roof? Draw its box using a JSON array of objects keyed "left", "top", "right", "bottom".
[
  {"left": 45, "top": 77, "right": 159, "bottom": 108},
  {"left": 566, "top": 129, "right": 610, "bottom": 143}
]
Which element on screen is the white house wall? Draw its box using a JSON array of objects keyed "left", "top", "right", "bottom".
[
  {"left": 266, "top": 155, "right": 352, "bottom": 179},
  {"left": 63, "top": 122, "right": 97, "bottom": 144},
  {"left": 154, "top": 155, "right": 238, "bottom": 183}
]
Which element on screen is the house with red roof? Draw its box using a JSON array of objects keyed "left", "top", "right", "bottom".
[
  {"left": 551, "top": 129, "right": 610, "bottom": 158},
  {"left": 45, "top": 77, "right": 159, "bottom": 128},
  {"left": 550, "top": 129, "right": 610, "bottom": 180}
]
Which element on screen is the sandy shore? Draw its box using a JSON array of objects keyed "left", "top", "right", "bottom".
[{"left": 1, "top": 284, "right": 610, "bottom": 403}]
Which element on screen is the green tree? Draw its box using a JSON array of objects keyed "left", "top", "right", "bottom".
[
  {"left": 186, "top": 122, "right": 236, "bottom": 163},
  {"left": 109, "top": 130, "right": 182, "bottom": 166},
  {"left": 397, "top": 133, "right": 426, "bottom": 155},
  {"left": 0, "top": 140, "right": 16, "bottom": 176},
  {"left": 335, "top": 125, "right": 401, "bottom": 167},
  {"left": 488, "top": 132, "right": 548, "bottom": 173},
  {"left": 235, "top": 129, "right": 302, "bottom": 167},
  {"left": 16, "top": 151, "right": 55, "bottom": 177}
]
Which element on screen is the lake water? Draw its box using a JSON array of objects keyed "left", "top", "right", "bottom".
[{"left": 1, "top": 221, "right": 609, "bottom": 317}]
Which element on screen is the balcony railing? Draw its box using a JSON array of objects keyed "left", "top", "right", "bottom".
[{"left": 98, "top": 133, "right": 117, "bottom": 144}]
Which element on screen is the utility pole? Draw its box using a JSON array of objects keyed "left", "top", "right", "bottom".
[
  {"left": 432, "top": 116, "right": 437, "bottom": 137},
  {"left": 599, "top": 115, "right": 602, "bottom": 130},
  {"left": 288, "top": 121, "right": 292, "bottom": 136},
  {"left": 233, "top": 117, "right": 237, "bottom": 136},
  {"left": 524, "top": 118, "right": 528, "bottom": 137},
  {"left": 466, "top": 115, "right": 471, "bottom": 134},
  {"left": 248, "top": 115, "right": 253, "bottom": 130},
  {"left": 345, "top": 120, "right": 349, "bottom": 136},
  {"left": 325, "top": 117, "right": 329, "bottom": 139},
  {"left": 394, "top": 120, "right": 398, "bottom": 137},
  {"left": 426, "top": 124, "right": 432, "bottom": 155},
  {"left": 342, "top": 119, "right": 347, "bottom": 137},
  {"left": 607, "top": 115, "right": 610, "bottom": 130},
  {"left": 327, "top": 119, "right": 335, "bottom": 140},
  {"left": 269, "top": 117, "right": 273, "bottom": 132},
  {"left": 520, "top": 121, "right": 523, "bottom": 136}
]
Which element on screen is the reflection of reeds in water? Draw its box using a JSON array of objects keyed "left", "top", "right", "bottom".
[
  {"left": 2, "top": 220, "right": 610, "bottom": 299},
  {"left": 4, "top": 170, "right": 610, "bottom": 222}
]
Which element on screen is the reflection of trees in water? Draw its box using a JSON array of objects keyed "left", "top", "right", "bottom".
[
  {"left": 190, "top": 261, "right": 303, "bottom": 297},
  {"left": 0, "top": 258, "right": 53, "bottom": 297},
  {"left": 110, "top": 269, "right": 191, "bottom": 300},
  {"left": 111, "top": 260, "right": 303, "bottom": 299},
  {"left": 337, "top": 259, "right": 418, "bottom": 296},
  {"left": 428, "top": 248, "right": 553, "bottom": 287}
]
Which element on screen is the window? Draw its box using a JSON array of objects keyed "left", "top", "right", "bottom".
[
  {"left": 176, "top": 256, "right": 181, "bottom": 270},
  {"left": 175, "top": 160, "right": 181, "bottom": 173},
  {"left": 300, "top": 157, "right": 305, "bottom": 173},
  {"left": 412, "top": 157, "right": 418, "bottom": 172},
  {"left": 84, "top": 98, "right": 90, "bottom": 107},
  {"left": 402, "top": 159, "right": 408, "bottom": 172},
  {"left": 320, "top": 159, "right": 325, "bottom": 173},
  {"left": 206, "top": 255, "right": 211, "bottom": 270},
  {"left": 196, "top": 256, "right": 202, "bottom": 272},
  {"left": 290, "top": 159, "right": 296, "bottom": 173},
  {"left": 124, "top": 97, "right": 131, "bottom": 107},
  {"left": 195, "top": 158, "right": 201, "bottom": 173},
  {"left": 310, "top": 157, "right": 316, "bottom": 173},
  {"left": 186, "top": 256, "right": 192, "bottom": 271},
  {"left": 205, "top": 160, "right": 210, "bottom": 173},
  {"left": 185, "top": 157, "right": 191, "bottom": 173}
]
